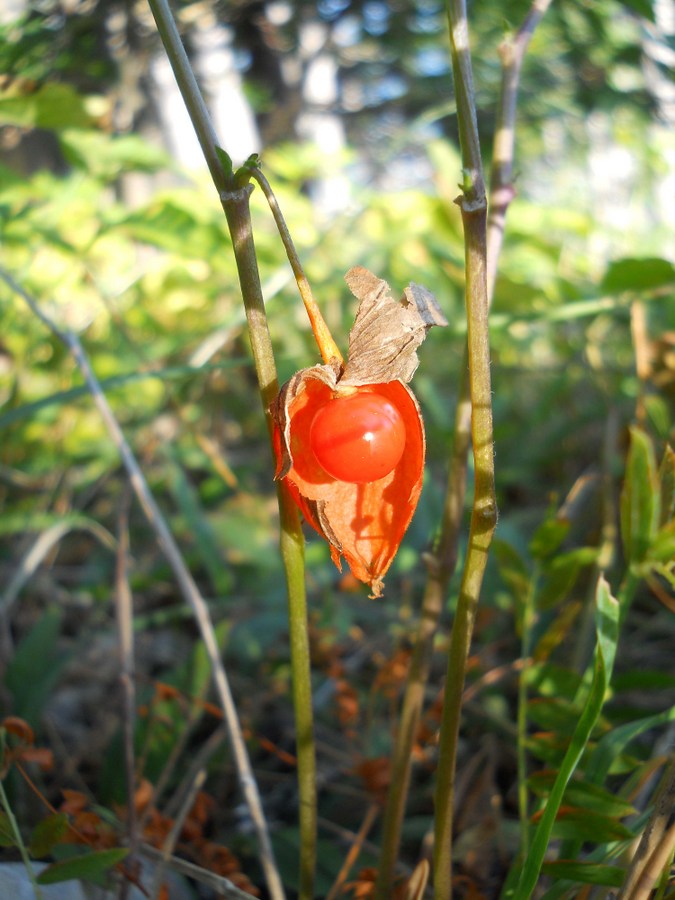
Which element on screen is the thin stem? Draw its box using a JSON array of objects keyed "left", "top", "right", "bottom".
[
  {"left": 487, "top": 0, "right": 553, "bottom": 297},
  {"left": 222, "top": 188, "right": 280, "bottom": 423},
  {"left": 278, "top": 483, "right": 317, "bottom": 900},
  {"left": 222, "top": 191, "right": 317, "bottom": 900},
  {"left": 432, "top": 0, "right": 497, "bottom": 896},
  {"left": 114, "top": 487, "right": 137, "bottom": 900},
  {"left": 146, "top": 0, "right": 317, "bottom": 892},
  {"left": 0, "top": 768, "right": 43, "bottom": 899},
  {"left": 327, "top": 804, "right": 380, "bottom": 900},
  {"left": 147, "top": 0, "right": 229, "bottom": 194},
  {"left": 251, "top": 170, "right": 344, "bottom": 366},
  {"left": 516, "top": 576, "right": 536, "bottom": 861},
  {"left": 150, "top": 769, "right": 207, "bottom": 900},
  {"left": 376, "top": 0, "right": 550, "bottom": 890},
  {"left": 0, "top": 269, "right": 285, "bottom": 900},
  {"left": 373, "top": 375, "right": 471, "bottom": 900}
]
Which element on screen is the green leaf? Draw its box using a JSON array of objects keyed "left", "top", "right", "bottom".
[
  {"left": 529, "top": 518, "right": 570, "bottom": 560},
  {"left": 586, "top": 705, "right": 675, "bottom": 785},
  {"left": 648, "top": 524, "right": 675, "bottom": 565},
  {"left": 36, "top": 848, "right": 128, "bottom": 885},
  {"left": 527, "top": 697, "right": 582, "bottom": 735},
  {"left": 4, "top": 608, "right": 68, "bottom": 724},
  {"left": 60, "top": 130, "right": 171, "bottom": 180},
  {"left": 620, "top": 426, "right": 659, "bottom": 565},
  {"left": 29, "top": 814, "right": 69, "bottom": 858},
  {"left": 113, "top": 197, "right": 226, "bottom": 258},
  {"left": 547, "top": 808, "right": 635, "bottom": 842},
  {"left": 527, "top": 662, "right": 582, "bottom": 702},
  {"left": 619, "top": 0, "right": 656, "bottom": 23},
  {"left": 0, "top": 811, "right": 17, "bottom": 847},
  {"left": 0, "top": 83, "right": 93, "bottom": 130},
  {"left": 601, "top": 257, "right": 675, "bottom": 293},
  {"left": 215, "top": 145, "right": 234, "bottom": 181},
  {"left": 509, "top": 576, "right": 619, "bottom": 899},
  {"left": 537, "top": 547, "right": 598, "bottom": 609},
  {"left": 658, "top": 445, "right": 675, "bottom": 527},
  {"left": 528, "top": 773, "right": 636, "bottom": 818},
  {"left": 493, "top": 539, "right": 531, "bottom": 598},
  {"left": 541, "top": 860, "right": 626, "bottom": 887},
  {"left": 594, "top": 574, "right": 619, "bottom": 684}
]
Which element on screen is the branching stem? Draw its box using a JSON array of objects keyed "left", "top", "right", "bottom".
[
  {"left": 431, "top": 2, "right": 497, "bottom": 897},
  {"left": 146, "top": 2, "right": 316, "bottom": 895},
  {"left": 375, "top": 0, "right": 551, "bottom": 893},
  {"left": 250, "top": 170, "right": 344, "bottom": 366}
]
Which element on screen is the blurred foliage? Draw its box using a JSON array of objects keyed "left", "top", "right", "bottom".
[{"left": 0, "top": 0, "right": 674, "bottom": 897}]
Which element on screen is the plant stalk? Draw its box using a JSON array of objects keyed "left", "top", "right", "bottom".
[
  {"left": 147, "top": 0, "right": 229, "bottom": 194},
  {"left": 223, "top": 176, "right": 318, "bottom": 900},
  {"left": 138, "top": 2, "right": 319, "bottom": 896},
  {"left": 278, "top": 481, "right": 317, "bottom": 900},
  {"left": 250, "top": 169, "right": 344, "bottom": 366},
  {"left": 376, "top": 0, "right": 551, "bottom": 891},
  {"left": 432, "top": 1, "right": 497, "bottom": 896},
  {"left": 373, "top": 372, "right": 471, "bottom": 900},
  {"left": 0, "top": 769, "right": 44, "bottom": 899}
]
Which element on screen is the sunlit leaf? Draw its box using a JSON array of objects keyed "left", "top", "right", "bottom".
[
  {"left": 60, "top": 130, "right": 171, "bottom": 180},
  {"left": 0, "top": 83, "right": 93, "bottom": 130},
  {"left": 601, "top": 257, "right": 674, "bottom": 293}
]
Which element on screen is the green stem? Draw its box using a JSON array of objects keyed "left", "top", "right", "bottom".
[
  {"left": 147, "top": 0, "right": 229, "bottom": 194},
  {"left": 373, "top": 370, "right": 471, "bottom": 900},
  {"left": 223, "top": 185, "right": 316, "bottom": 900},
  {"left": 377, "top": 1, "right": 551, "bottom": 891},
  {"left": 221, "top": 189, "right": 279, "bottom": 420},
  {"left": 432, "top": 2, "right": 497, "bottom": 896},
  {"left": 0, "top": 769, "right": 43, "bottom": 899},
  {"left": 516, "top": 573, "right": 537, "bottom": 862},
  {"left": 250, "top": 170, "right": 343, "bottom": 366},
  {"left": 278, "top": 482, "right": 317, "bottom": 900},
  {"left": 148, "top": 2, "right": 317, "bottom": 896},
  {"left": 487, "top": 0, "right": 553, "bottom": 295}
]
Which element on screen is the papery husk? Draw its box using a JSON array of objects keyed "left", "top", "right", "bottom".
[{"left": 273, "top": 364, "right": 425, "bottom": 597}]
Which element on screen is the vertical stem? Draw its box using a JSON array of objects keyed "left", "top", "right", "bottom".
[
  {"left": 147, "top": 1, "right": 318, "bottom": 894},
  {"left": 223, "top": 191, "right": 316, "bottom": 900},
  {"left": 487, "top": 0, "right": 553, "bottom": 297},
  {"left": 278, "top": 482, "right": 317, "bottom": 900},
  {"left": 432, "top": 1, "right": 497, "bottom": 897},
  {"left": 115, "top": 488, "right": 138, "bottom": 900},
  {"left": 147, "top": 0, "right": 228, "bottom": 194},
  {"left": 433, "top": 210, "right": 496, "bottom": 900},
  {"left": 373, "top": 378, "right": 471, "bottom": 900},
  {"left": 222, "top": 189, "right": 279, "bottom": 422},
  {"left": 0, "top": 774, "right": 43, "bottom": 899},
  {"left": 377, "top": 2, "right": 551, "bottom": 892},
  {"left": 516, "top": 575, "right": 536, "bottom": 861}
]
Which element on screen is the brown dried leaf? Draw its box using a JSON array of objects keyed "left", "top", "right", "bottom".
[{"left": 341, "top": 266, "right": 447, "bottom": 387}]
